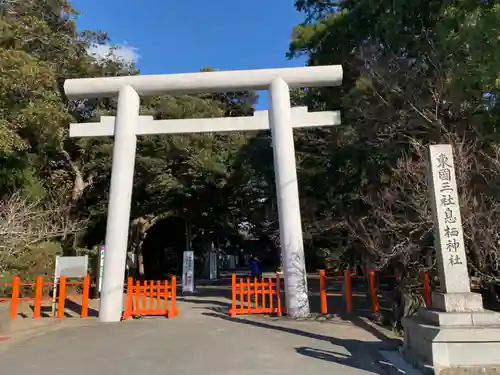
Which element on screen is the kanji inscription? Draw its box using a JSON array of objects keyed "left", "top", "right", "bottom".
[{"left": 427, "top": 144, "right": 470, "bottom": 293}]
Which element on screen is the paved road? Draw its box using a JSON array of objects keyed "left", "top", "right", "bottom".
[{"left": 0, "top": 286, "right": 406, "bottom": 375}]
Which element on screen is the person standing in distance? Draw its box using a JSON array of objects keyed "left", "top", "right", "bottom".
[{"left": 249, "top": 255, "right": 262, "bottom": 280}]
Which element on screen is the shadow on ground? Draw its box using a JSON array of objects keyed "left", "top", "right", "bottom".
[
  {"left": 182, "top": 273, "right": 404, "bottom": 375},
  {"left": 13, "top": 298, "right": 99, "bottom": 319},
  {"left": 202, "top": 310, "right": 402, "bottom": 375}
]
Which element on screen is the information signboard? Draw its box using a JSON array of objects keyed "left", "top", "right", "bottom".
[
  {"left": 52, "top": 255, "right": 89, "bottom": 315},
  {"left": 182, "top": 251, "right": 195, "bottom": 294},
  {"left": 209, "top": 252, "right": 218, "bottom": 280},
  {"left": 55, "top": 255, "right": 89, "bottom": 278},
  {"left": 98, "top": 246, "right": 105, "bottom": 292}
]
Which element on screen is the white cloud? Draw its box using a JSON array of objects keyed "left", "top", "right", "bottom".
[{"left": 88, "top": 43, "right": 141, "bottom": 64}]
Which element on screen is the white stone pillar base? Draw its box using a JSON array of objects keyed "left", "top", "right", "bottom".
[{"left": 403, "top": 303, "right": 500, "bottom": 375}]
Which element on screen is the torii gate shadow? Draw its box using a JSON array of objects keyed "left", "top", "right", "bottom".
[{"left": 202, "top": 311, "right": 402, "bottom": 375}]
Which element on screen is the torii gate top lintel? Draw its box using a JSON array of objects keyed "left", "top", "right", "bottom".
[{"left": 64, "top": 65, "right": 343, "bottom": 100}]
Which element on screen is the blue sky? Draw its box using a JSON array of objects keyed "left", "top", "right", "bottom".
[{"left": 71, "top": 0, "right": 307, "bottom": 109}]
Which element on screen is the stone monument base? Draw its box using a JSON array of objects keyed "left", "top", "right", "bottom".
[{"left": 403, "top": 294, "right": 500, "bottom": 375}]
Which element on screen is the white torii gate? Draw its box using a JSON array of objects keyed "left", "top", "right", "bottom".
[{"left": 64, "top": 65, "right": 343, "bottom": 322}]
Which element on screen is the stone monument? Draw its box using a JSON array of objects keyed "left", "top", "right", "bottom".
[{"left": 403, "top": 144, "right": 500, "bottom": 374}]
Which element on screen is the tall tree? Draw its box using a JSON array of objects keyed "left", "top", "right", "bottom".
[
  {"left": 0, "top": 0, "right": 261, "bottom": 281},
  {"left": 287, "top": 0, "right": 500, "bottom": 320}
]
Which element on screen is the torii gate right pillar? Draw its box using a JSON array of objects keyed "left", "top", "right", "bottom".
[{"left": 269, "top": 78, "right": 309, "bottom": 317}]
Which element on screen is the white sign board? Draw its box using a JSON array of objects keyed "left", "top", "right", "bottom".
[
  {"left": 182, "top": 251, "right": 195, "bottom": 293},
  {"left": 209, "top": 252, "right": 218, "bottom": 280},
  {"left": 55, "top": 255, "right": 89, "bottom": 278},
  {"left": 98, "top": 246, "right": 105, "bottom": 292},
  {"left": 52, "top": 255, "right": 88, "bottom": 315},
  {"left": 227, "top": 255, "right": 236, "bottom": 269}
]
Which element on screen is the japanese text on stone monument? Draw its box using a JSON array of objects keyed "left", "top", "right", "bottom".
[
  {"left": 436, "top": 152, "right": 463, "bottom": 267},
  {"left": 427, "top": 144, "right": 470, "bottom": 293}
]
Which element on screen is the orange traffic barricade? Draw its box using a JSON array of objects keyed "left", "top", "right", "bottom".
[
  {"left": 0, "top": 275, "right": 91, "bottom": 320},
  {"left": 123, "top": 277, "right": 178, "bottom": 319},
  {"left": 229, "top": 273, "right": 283, "bottom": 317}
]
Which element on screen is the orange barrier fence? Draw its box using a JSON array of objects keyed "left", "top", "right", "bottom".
[
  {"left": 369, "top": 271, "right": 379, "bottom": 313},
  {"left": 421, "top": 270, "right": 432, "bottom": 307},
  {"left": 229, "top": 273, "right": 284, "bottom": 317},
  {"left": 319, "top": 269, "right": 432, "bottom": 314},
  {"left": 0, "top": 275, "right": 91, "bottom": 320},
  {"left": 123, "top": 277, "right": 178, "bottom": 319}
]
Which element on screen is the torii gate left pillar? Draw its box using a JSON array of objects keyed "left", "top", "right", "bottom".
[{"left": 65, "top": 65, "right": 343, "bottom": 322}]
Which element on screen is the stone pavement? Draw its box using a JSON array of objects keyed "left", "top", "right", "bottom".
[
  {"left": 0, "top": 301, "right": 413, "bottom": 375},
  {"left": 0, "top": 278, "right": 417, "bottom": 375}
]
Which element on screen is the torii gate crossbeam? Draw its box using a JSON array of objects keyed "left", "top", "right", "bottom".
[
  {"left": 64, "top": 65, "right": 343, "bottom": 322},
  {"left": 69, "top": 107, "right": 341, "bottom": 137}
]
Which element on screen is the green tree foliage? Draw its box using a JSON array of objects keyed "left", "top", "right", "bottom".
[
  {"left": 286, "top": 0, "right": 500, "bottom": 316},
  {"left": 0, "top": 0, "right": 260, "bottom": 281}
]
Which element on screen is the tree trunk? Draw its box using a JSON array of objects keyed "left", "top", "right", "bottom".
[
  {"left": 129, "top": 215, "right": 164, "bottom": 280},
  {"left": 130, "top": 217, "right": 147, "bottom": 279},
  {"left": 59, "top": 146, "right": 94, "bottom": 251},
  {"left": 391, "top": 279, "right": 425, "bottom": 333}
]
